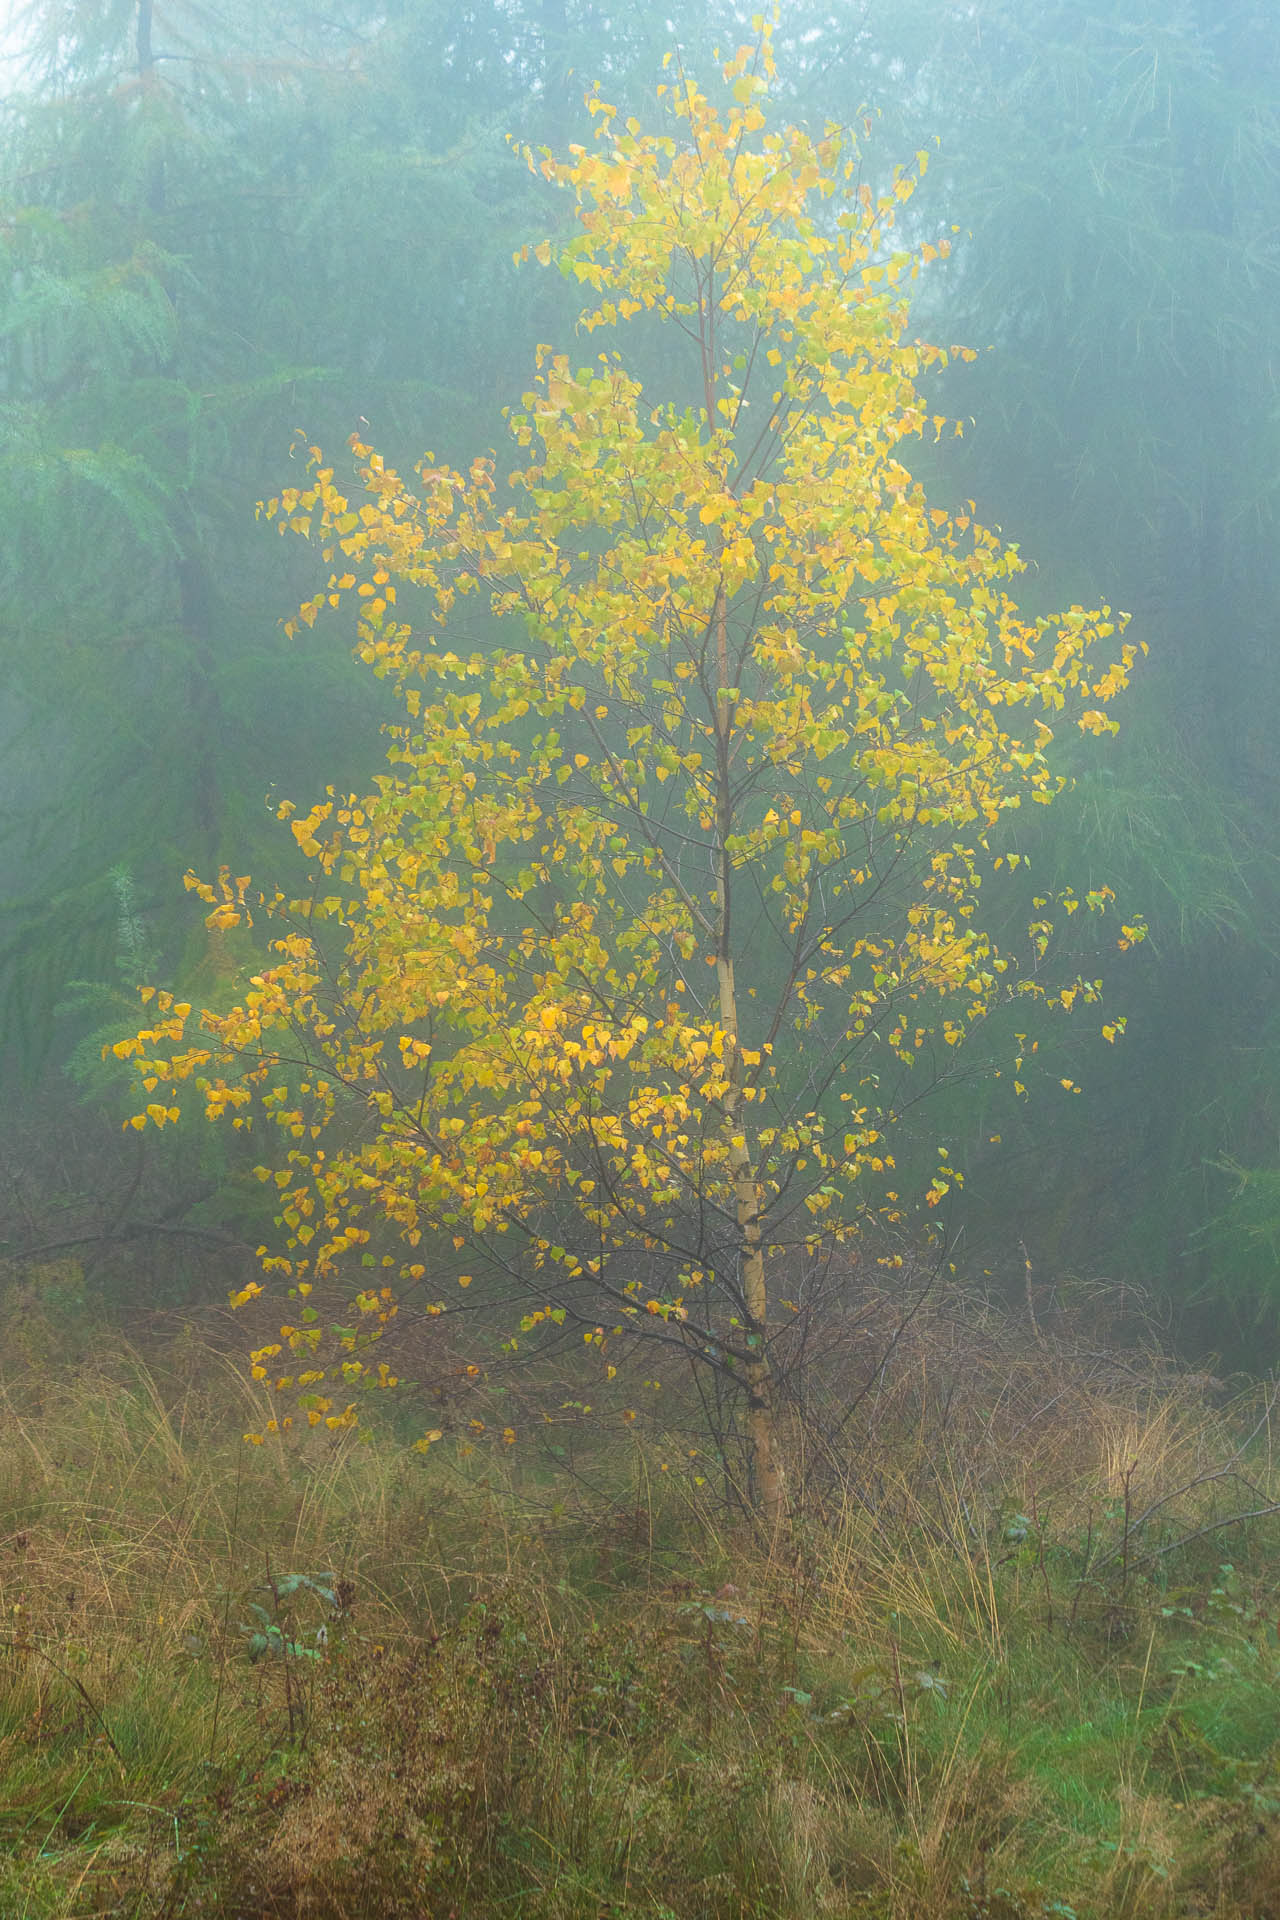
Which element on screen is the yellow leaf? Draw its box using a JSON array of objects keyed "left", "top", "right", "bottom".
[{"left": 163, "top": 57, "right": 1140, "bottom": 1475}]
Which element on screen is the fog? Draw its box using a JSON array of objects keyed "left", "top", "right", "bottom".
[{"left": 4, "top": 8, "right": 1280, "bottom": 1911}]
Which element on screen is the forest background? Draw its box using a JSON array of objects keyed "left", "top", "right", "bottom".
[
  {"left": 6, "top": 6, "right": 1280, "bottom": 1919},
  {"left": 3, "top": 0, "right": 1278, "bottom": 1353}
]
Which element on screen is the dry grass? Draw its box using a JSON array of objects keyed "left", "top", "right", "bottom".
[{"left": 3, "top": 1290, "right": 1280, "bottom": 1918}]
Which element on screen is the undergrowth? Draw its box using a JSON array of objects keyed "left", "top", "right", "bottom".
[{"left": 3, "top": 1290, "right": 1280, "bottom": 1918}]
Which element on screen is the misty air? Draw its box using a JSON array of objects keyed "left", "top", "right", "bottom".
[{"left": 2, "top": 4, "right": 1279, "bottom": 1914}]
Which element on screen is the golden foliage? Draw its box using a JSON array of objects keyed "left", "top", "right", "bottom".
[{"left": 120, "top": 29, "right": 1142, "bottom": 1438}]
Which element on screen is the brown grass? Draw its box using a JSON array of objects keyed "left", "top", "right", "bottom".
[{"left": 2, "top": 1286, "right": 1280, "bottom": 1918}]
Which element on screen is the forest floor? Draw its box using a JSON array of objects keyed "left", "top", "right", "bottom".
[{"left": 3, "top": 1277, "right": 1280, "bottom": 1919}]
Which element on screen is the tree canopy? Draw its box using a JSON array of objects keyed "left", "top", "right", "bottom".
[{"left": 119, "top": 35, "right": 1142, "bottom": 1516}]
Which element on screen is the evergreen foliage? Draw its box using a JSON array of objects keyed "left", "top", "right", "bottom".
[
  {"left": 0, "top": 0, "right": 559, "bottom": 1065},
  {"left": 780, "top": 0, "right": 1280, "bottom": 1328},
  {"left": 3, "top": 0, "right": 1280, "bottom": 1334}
]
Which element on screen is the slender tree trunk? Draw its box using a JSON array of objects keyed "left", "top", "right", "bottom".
[
  {"left": 717, "top": 947, "right": 787, "bottom": 1529},
  {"left": 713, "top": 589, "right": 787, "bottom": 1530},
  {"left": 137, "top": 0, "right": 166, "bottom": 214},
  {"left": 178, "top": 553, "right": 221, "bottom": 853},
  {"left": 700, "top": 275, "right": 786, "bottom": 1528}
]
